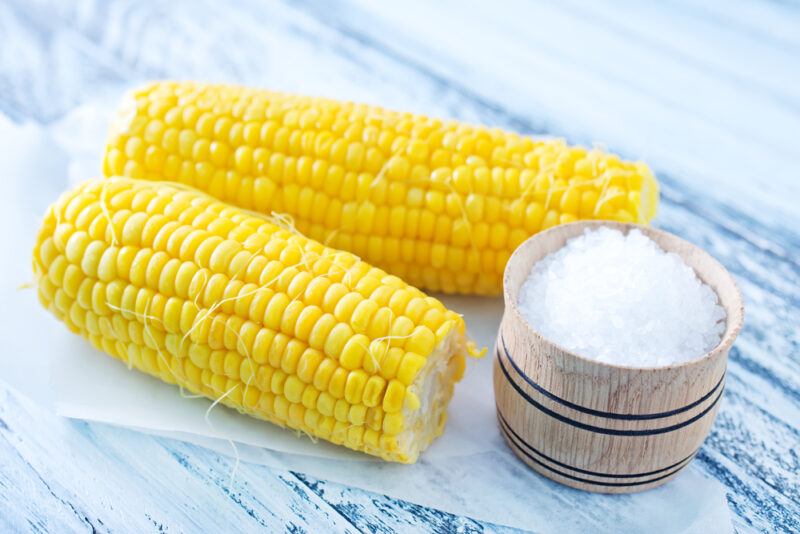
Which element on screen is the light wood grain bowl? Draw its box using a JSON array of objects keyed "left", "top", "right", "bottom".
[{"left": 493, "top": 221, "right": 744, "bottom": 493}]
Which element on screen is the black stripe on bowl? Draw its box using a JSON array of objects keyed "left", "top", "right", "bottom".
[
  {"left": 497, "top": 411, "right": 696, "bottom": 487},
  {"left": 496, "top": 409, "right": 696, "bottom": 479},
  {"left": 496, "top": 345, "right": 724, "bottom": 436},
  {"left": 499, "top": 335, "right": 725, "bottom": 421}
]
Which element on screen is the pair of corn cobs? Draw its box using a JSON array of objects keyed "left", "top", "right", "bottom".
[{"left": 33, "top": 82, "right": 658, "bottom": 462}]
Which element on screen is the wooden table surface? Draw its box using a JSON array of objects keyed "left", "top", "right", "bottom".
[{"left": 1, "top": 0, "right": 798, "bottom": 532}]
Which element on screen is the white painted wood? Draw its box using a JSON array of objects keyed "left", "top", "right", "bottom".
[{"left": 0, "top": 0, "right": 797, "bottom": 532}]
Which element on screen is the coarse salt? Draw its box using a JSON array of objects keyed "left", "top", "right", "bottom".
[{"left": 518, "top": 227, "right": 726, "bottom": 367}]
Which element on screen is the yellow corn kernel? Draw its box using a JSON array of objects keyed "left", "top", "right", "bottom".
[
  {"left": 330, "top": 420, "right": 348, "bottom": 444},
  {"left": 280, "top": 339, "right": 305, "bottom": 375},
  {"left": 366, "top": 406, "right": 384, "bottom": 431},
  {"left": 350, "top": 299, "right": 379, "bottom": 334},
  {"left": 405, "top": 325, "right": 436, "bottom": 355},
  {"left": 256, "top": 365, "right": 274, "bottom": 391},
  {"left": 366, "top": 307, "right": 393, "bottom": 339},
  {"left": 312, "top": 357, "right": 337, "bottom": 391},
  {"left": 382, "top": 379, "right": 406, "bottom": 413},
  {"left": 296, "top": 348, "right": 324, "bottom": 383},
  {"left": 333, "top": 292, "right": 362, "bottom": 323},
  {"left": 302, "top": 276, "right": 330, "bottom": 304},
  {"left": 449, "top": 353, "right": 466, "bottom": 381},
  {"left": 333, "top": 398, "right": 350, "bottom": 422},
  {"left": 301, "top": 385, "right": 320, "bottom": 410},
  {"left": 223, "top": 351, "right": 242, "bottom": 378},
  {"left": 251, "top": 328, "right": 275, "bottom": 365},
  {"left": 303, "top": 312, "right": 334, "bottom": 350},
  {"left": 328, "top": 367, "right": 348, "bottom": 399},
  {"left": 303, "top": 407, "right": 320, "bottom": 430},
  {"left": 339, "top": 334, "right": 369, "bottom": 370},
  {"left": 389, "top": 316, "right": 415, "bottom": 347},
  {"left": 348, "top": 404, "right": 367, "bottom": 426},
  {"left": 263, "top": 292, "right": 290, "bottom": 331},
  {"left": 404, "top": 390, "right": 421, "bottom": 411},
  {"left": 267, "top": 333, "right": 290, "bottom": 369},
  {"left": 346, "top": 425, "right": 365, "bottom": 448},
  {"left": 363, "top": 428, "right": 380, "bottom": 449},
  {"left": 379, "top": 435, "right": 398, "bottom": 455},
  {"left": 283, "top": 375, "right": 305, "bottom": 403},
  {"left": 344, "top": 369, "right": 368, "bottom": 404},
  {"left": 273, "top": 395, "right": 290, "bottom": 421},
  {"left": 294, "top": 305, "right": 323, "bottom": 342},
  {"left": 382, "top": 413, "right": 404, "bottom": 436},
  {"left": 279, "top": 298, "right": 304, "bottom": 336},
  {"left": 324, "top": 322, "right": 354, "bottom": 360},
  {"left": 379, "top": 347, "right": 404, "bottom": 380},
  {"left": 362, "top": 375, "right": 386, "bottom": 408},
  {"left": 313, "top": 390, "right": 335, "bottom": 417},
  {"left": 270, "top": 370, "right": 287, "bottom": 395},
  {"left": 316, "top": 415, "right": 335, "bottom": 439},
  {"left": 397, "top": 352, "right": 427, "bottom": 386}
]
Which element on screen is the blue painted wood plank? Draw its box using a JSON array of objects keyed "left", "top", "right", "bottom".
[
  {"left": 0, "top": 0, "right": 798, "bottom": 532},
  {"left": 302, "top": 0, "right": 800, "bottom": 227},
  {"left": 0, "top": 381, "right": 519, "bottom": 533},
  {"left": 0, "top": 386, "right": 363, "bottom": 533}
]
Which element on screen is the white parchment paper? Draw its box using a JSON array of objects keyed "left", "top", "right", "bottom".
[{"left": 0, "top": 105, "right": 732, "bottom": 533}]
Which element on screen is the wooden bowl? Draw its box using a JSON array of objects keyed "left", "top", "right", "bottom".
[{"left": 493, "top": 221, "right": 744, "bottom": 493}]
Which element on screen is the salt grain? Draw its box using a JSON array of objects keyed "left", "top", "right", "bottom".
[{"left": 518, "top": 228, "right": 726, "bottom": 367}]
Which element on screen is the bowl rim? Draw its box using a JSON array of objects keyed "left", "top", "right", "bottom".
[{"left": 502, "top": 221, "right": 745, "bottom": 372}]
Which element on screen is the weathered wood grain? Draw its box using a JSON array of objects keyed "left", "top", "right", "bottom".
[
  {"left": 0, "top": 388, "right": 362, "bottom": 533},
  {"left": 0, "top": 383, "right": 517, "bottom": 533},
  {"left": 0, "top": 0, "right": 797, "bottom": 532}
]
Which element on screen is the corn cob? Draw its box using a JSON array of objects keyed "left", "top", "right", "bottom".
[
  {"left": 103, "top": 82, "right": 659, "bottom": 295},
  {"left": 33, "top": 177, "right": 482, "bottom": 463}
]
